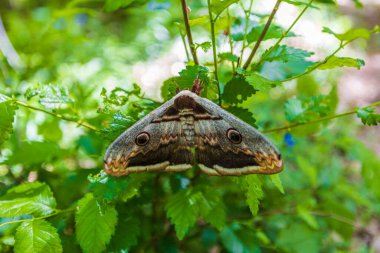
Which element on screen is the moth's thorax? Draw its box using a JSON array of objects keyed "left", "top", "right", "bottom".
[{"left": 173, "top": 94, "right": 196, "bottom": 110}]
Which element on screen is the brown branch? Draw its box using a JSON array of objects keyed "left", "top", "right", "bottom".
[
  {"left": 242, "top": 0, "right": 282, "bottom": 70},
  {"left": 180, "top": 0, "right": 199, "bottom": 65}
]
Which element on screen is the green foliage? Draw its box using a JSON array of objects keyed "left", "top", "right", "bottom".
[
  {"left": 0, "top": 96, "right": 16, "bottom": 148},
  {"left": 357, "top": 107, "right": 380, "bottom": 125},
  {"left": 14, "top": 220, "right": 62, "bottom": 253},
  {"left": 75, "top": 194, "right": 118, "bottom": 253},
  {"left": 0, "top": 182, "right": 56, "bottom": 218},
  {"left": 0, "top": 0, "right": 379, "bottom": 252}
]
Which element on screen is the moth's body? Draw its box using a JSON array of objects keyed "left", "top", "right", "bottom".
[{"left": 104, "top": 90, "right": 283, "bottom": 176}]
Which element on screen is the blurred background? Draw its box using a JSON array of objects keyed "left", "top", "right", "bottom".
[{"left": 0, "top": 0, "right": 380, "bottom": 252}]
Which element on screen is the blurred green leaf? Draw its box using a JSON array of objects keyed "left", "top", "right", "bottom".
[
  {"left": 245, "top": 73, "right": 280, "bottom": 91},
  {"left": 357, "top": 107, "right": 380, "bottom": 126},
  {"left": 108, "top": 215, "right": 140, "bottom": 251},
  {"left": 225, "top": 107, "right": 257, "bottom": 128},
  {"left": 276, "top": 223, "right": 322, "bottom": 253},
  {"left": 0, "top": 97, "right": 16, "bottom": 148},
  {"left": 211, "top": 0, "right": 239, "bottom": 18},
  {"left": 104, "top": 0, "right": 136, "bottom": 12},
  {"left": 317, "top": 56, "right": 365, "bottom": 70},
  {"left": 322, "top": 27, "right": 371, "bottom": 41},
  {"left": 282, "top": 0, "right": 319, "bottom": 9},
  {"left": 75, "top": 194, "right": 117, "bottom": 253},
  {"left": 0, "top": 182, "right": 56, "bottom": 218},
  {"left": 269, "top": 174, "right": 285, "bottom": 194},
  {"left": 297, "top": 206, "right": 319, "bottom": 229},
  {"left": 247, "top": 24, "right": 295, "bottom": 43},
  {"left": 196, "top": 41, "right": 212, "bottom": 53},
  {"left": 14, "top": 219, "right": 62, "bottom": 253},
  {"left": 218, "top": 52, "right": 239, "bottom": 62},
  {"left": 220, "top": 223, "right": 259, "bottom": 253}
]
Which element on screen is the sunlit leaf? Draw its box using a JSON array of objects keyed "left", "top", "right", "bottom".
[
  {"left": 245, "top": 73, "right": 280, "bottom": 91},
  {"left": 211, "top": 0, "right": 239, "bottom": 18},
  {"left": 357, "top": 107, "right": 380, "bottom": 126},
  {"left": 262, "top": 45, "right": 314, "bottom": 63},
  {"left": 322, "top": 27, "right": 371, "bottom": 41},
  {"left": 14, "top": 219, "right": 62, "bottom": 253},
  {"left": 76, "top": 194, "right": 118, "bottom": 253},
  {"left": 317, "top": 56, "right": 365, "bottom": 70},
  {"left": 0, "top": 96, "right": 16, "bottom": 148},
  {"left": 0, "top": 182, "right": 56, "bottom": 218},
  {"left": 247, "top": 24, "right": 295, "bottom": 43}
]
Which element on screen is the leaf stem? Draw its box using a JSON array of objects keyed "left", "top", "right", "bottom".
[
  {"left": 207, "top": 0, "right": 222, "bottom": 105},
  {"left": 226, "top": 9, "right": 236, "bottom": 72},
  {"left": 253, "top": 0, "right": 314, "bottom": 69},
  {"left": 179, "top": 28, "right": 191, "bottom": 62},
  {"left": 242, "top": 0, "right": 282, "bottom": 70},
  {"left": 238, "top": 0, "right": 253, "bottom": 68},
  {"left": 180, "top": 0, "right": 199, "bottom": 65},
  {"left": 13, "top": 99, "right": 98, "bottom": 131},
  {"left": 0, "top": 208, "right": 75, "bottom": 228},
  {"left": 263, "top": 100, "right": 380, "bottom": 133}
]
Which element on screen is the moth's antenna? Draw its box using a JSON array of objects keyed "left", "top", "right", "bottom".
[
  {"left": 191, "top": 72, "right": 203, "bottom": 95},
  {"left": 174, "top": 80, "right": 180, "bottom": 94}
]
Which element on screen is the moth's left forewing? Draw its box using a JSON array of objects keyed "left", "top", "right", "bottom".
[{"left": 191, "top": 94, "right": 284, "bottom": 176}]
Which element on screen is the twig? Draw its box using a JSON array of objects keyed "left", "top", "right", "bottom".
[
  {"left": 242, "top": 0, "right": 282, "bottom": 70},
  {"left": 238, "top": 0, "right": 253, "bottom": 69},
  {"left": 180, "top": 0, "right": 199, "bottom": 65},
  {"left": 0, "top": 208, "right": 75, "bottom": 228},
  {"left": 207, "top": 0, "right": 222, "bottom": 105},
  {"left": 253, "top": 0, "right": 314, "bottom": 69},
  {"left": 5, "top": 96, "right": 98, "bottom": 131},
  {"left": 263, "top": 100, "right": 380, "bottom": 133},
  {"left": 179, "top": 28, "right": 191, "bottom": 62}
]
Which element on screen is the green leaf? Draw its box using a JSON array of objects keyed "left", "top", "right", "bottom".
[
  {"left": 104, "top": 0, "right": 135, "bottom": 12},
  {"left": 222, "top": 77, "right": 256, "bottom": 104},
  {"left": 220, "top": 223, "right": 259, "bottom": 253},
  {"left": 161, "top": 65, "right": 210, "bottom": 101},
  {"left": 244, "top": 175, "right": 263, "bottom": 215},
  {"left": 269, "top": 174, "right": 285, "bottom": 194},
  {"left": 247, "top": 24, "right": 295, "bottom": 43},
  {"left": 322, "top": 27, "right": 371, "bottom": 41},
  {"left": 225, "top": 107, "right": 257, "bottom": 128},
  {"left": 218, "top": 52, "right": 239, "bottom": 62},
  {"left": 25, "top": 84, "right": 73, "bottom": 109},
  {"left": 0, "top": 96, "right": 16, "bottom": 147},
  {"left": 75, "top": 194, "right": 118, "bottom": 253},
  {"left": 165, "top": 189, "right": 199, "bottom": 239},
  {"left": 357, "top": 107, "right": 380, "bottom": 126},
  {"left": 262, "top": 45, "right": 314, "bottom": 63},
  {"left": 100, "top": 112, "right": 136, "bottom": 141},
  {"left": 282, "top": 0, "right": 319, "bottom": 9},
  {"left": 276, "top": 223, "right": 322, "bottom": 253},
  {"left": 317, "top": 56, "right": 365, "bottom": 70},
  {"left": 0, "top": 182, "right": 56, "bottom": 218},
  {"left": 211, "top": 0, "right": 239, "bottom": 18},
  {"left": 108, "top": 215, "right": 140, "bottom": 251},
  {"left": 200, "top": 188, "right": 226, "bottom": 230},
  {"left": 196, "top": 41, "right": 212, "bottom": 52},
  {"left": 297, "top": 206, "right": 319, "bottom": 229},
  {"left": 284, "top": 98, "right": 304, "bottom": 122},
  {"left": 14, "top": 219, "right": 62, "bottom": 253},
  {"left": 245, "top": 73, "right": 280, "bottom": 91},
  {"left": 188, "top": 16, "right": 209, "bottom": 27},
  {"left": 5, "top": 141, "right": 62, "bottom": 166}
]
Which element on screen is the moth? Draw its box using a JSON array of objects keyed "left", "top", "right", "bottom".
[{"left": 104, "top": 87, "right": 283, "bottom": 176}]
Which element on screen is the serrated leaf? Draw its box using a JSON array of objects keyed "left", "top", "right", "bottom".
[
  {"left": 14, "top": 219, "right": 62, "bottom": 253},
  {"left": 25, "top": 84, "right": 73, "bottom": 109},
  {"left": 318, "top": 56, "right": 365, "bottom": 70},
  {"left": 101, "top": 112, "right": 136, "bottom": 141},
  {"left": 76, "top": 194, "right": 118, "bottom": 253},
  {"left": 218, "top": 52, "right": 239, "bottom": 62},
  {"left": 108, "top": 215, "right": 140, "bottom": 251},
  {"left": 165, "top": 189, "right": 199, "bottom": 239},
  {"left": 0, "top": 98, "right": 16, "bottom": 147},
  {"left": 5, "top": 141, "right": 62, "bottom": 166},
  {"left": 226, "top": 107, "right": 257, "bottom": 128},
  {"left": 262, "top": 45, "right": 314, "bottom": 63},
  {"left": 222, "top": 77, "right": 255, "bottom": 104},
  {"left": 245, "top": 73, "right": 280, "bottom": 91},
  {"left": 247, "top": 24, "right": 295, "bottom": 43},
  {"left": 211, "top": 0, "right": 239, "bottom": 18},
  {"left": 269, "top": 174, "right": 285, "bottom": 194},
  {"left": 322, "top": 27, "right": 371, "bottom": 41},
  {"left": 196, "top": 41, "right": 212, "bottom": 52},
  {"left": 244, "top": 175, "right": 263, "bottom": 215},
  {"left": 0, "top": 182, "right": 56, "bottom": 218},
  {"left": 200, "top": 187, "right": 226, "bottom": 230},
  {"left": 161, "top": 65, "right": 210, "bottom": 101},
  {"left": 357, "top": 107, "right": 380, "bottom": 126}
]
